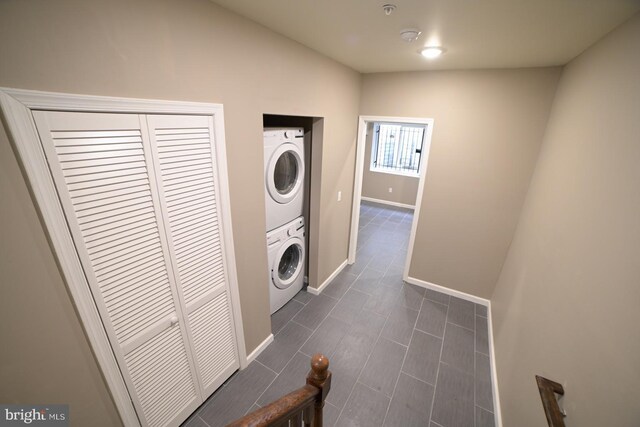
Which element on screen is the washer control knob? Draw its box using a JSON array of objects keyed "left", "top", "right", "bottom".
[
  {"left": 287, "top": 228, "right": 294, "bottom": 237},
  {"left": 283, "top": 131, "right": 291, "bottom": 138}
]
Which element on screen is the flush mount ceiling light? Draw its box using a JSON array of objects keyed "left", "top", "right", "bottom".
[
  {"left": 420, "top": 46, "right": 444, "bottom": 59},
  {"left": 400, "top": 29, "right": 422, "bottom": 43},
  {"left": 382, "top": 4, "right": 397, "bottom": 15}
]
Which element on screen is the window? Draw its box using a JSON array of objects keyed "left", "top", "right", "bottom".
[{"left": 370, "top": 122, "right": 425, "bottom": 176}]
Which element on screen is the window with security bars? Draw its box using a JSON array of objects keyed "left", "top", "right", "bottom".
[{"left": 370, "top": 123, "right": 425, "bottom": 176}]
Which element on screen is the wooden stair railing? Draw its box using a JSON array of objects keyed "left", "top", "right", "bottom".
[
  {"left": 536, "top": 375, "right": 566, "bottom": 427},
  {"left": 227, "top": 354, "right": 331, "bottom": 427}
]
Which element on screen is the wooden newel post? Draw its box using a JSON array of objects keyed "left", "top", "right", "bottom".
[{"left": 306, "top": 353, "right": 331, "bottom": 427}]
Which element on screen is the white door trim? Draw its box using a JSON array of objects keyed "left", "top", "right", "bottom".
[
  {"left": 0, "top": 87, "right": 248, "bottom": 427},
  {"left": 349, "top": 115, "right": 434, "bottom": 284}
]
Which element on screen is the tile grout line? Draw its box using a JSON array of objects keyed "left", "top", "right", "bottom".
[
  {"left": 428, "top": 300, "right": 450, "bottom": 426},
  {"left": 400, "top": 369, "right": 437, "bottom": 388},
  {"left": 196, "top": 415, "right": 212, "bottom": 427},
  {"left": 446, "top": 319, "right": 476, "bottom": 333},
  {"left": 474, "top": 305, "right": 478, "bottom": 427},
  {"left": 381, "top": 294, "right": 425, "bottom": 426},
  {"left": 253, "top": 358, "right": 280, "bottom": 377}
]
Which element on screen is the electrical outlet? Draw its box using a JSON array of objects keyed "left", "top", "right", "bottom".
[
  {"left": 337, "top": 191, "right": 342, "bottom": 201},
  {"left": 388, "top": 187, "right": 393, "bottom": 193}
]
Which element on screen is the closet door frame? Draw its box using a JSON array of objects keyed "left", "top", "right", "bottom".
[{"left": 0, "top": 87, "right": 248, "bottom": 427}]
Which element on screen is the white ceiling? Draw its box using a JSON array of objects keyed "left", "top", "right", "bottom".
[{"left": 210, "top": 0, "right": 639, "bottom": 73}]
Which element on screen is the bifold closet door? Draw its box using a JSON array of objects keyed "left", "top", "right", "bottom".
[
  {"left": 145, "top": 114, "right": 239, "bottom": 396},
  {"left": 32, "top": 111, "right": 203, "bottom": 427}
]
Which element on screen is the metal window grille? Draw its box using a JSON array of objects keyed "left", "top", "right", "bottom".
[{"left": 372, "top": 123, "right": 425, "bottom": 175}]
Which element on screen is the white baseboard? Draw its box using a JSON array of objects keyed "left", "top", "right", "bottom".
[
  {"left": 361, "top": 196, "right": 415, "bottom": 210},
  {"left": 307, "top": 259, "right": 348, "bottom": 296},
  {"left": 405, "top": 276, "right": 501, "bottom": 424},
  {"left": 245, "top": 333, "right": 274, "bottom": 366},
  {"left": 404, "top": 276, "right": 490, "bottom": 306}
]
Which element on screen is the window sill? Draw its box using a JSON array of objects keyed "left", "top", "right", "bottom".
[{"left": 369, "top": 168, "right": 419, "bottom": 178}]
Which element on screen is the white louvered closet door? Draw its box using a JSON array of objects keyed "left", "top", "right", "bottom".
[
  {"left": 31, "top": 111, "right": 205, "bottom": 427},
  {"left": 146, "top": 115, "right": 239, "bottom": 396}
]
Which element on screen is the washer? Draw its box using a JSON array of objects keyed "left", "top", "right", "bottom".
[
  {"left": 267, "top": 216, "right": 305, "bottom": 314},
  {"left": 264, "top": 128, "right": 305, "bottom": 232}
]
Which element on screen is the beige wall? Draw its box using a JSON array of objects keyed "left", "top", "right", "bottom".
[
  {"left": 361, "top": 122, "right": 419, "bottom": 206},
  {"left": 491, "top": 14, "right": 640, "bottom": 426},
  {"left": 0, "top": 0, "right": 360, "bottom": 422},
  {"left": 360, "top": 68, "right": 561, "bottom": 298}
]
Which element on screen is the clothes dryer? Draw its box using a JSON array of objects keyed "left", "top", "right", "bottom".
[{"left": 264, "top": 128, "right": 305, "bottom": 232}]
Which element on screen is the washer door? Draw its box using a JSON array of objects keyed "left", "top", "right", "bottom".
[
  {"left": 272, "top": 237, "right": 305, "bottom": 289},
  {"left": 266, "top": 143, "right": 304, "bottom": 204}
]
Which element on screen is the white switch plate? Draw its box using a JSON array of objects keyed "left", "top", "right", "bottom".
[
  {"left": 337, "top": 191, "right": 342, "bottom": 201},
  {"left": 388, "top": 187, "right": 393, "bottom": 193}
]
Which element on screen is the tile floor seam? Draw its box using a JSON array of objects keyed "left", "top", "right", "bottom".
[
  {"left": 289, "top": 318, "right": 314, "bottom": 332},
  {"left": 424, "top": 296, "right": 450, "bottom": 306},
  {"left": 253, "top": 358, "right": 280, "bottom": 377},
  {"left": 381, "top": 295, "right": 425, "bottom": 427},
  {"left": 446, "top": 320, "right": 476, "bottom": 333},
  {"left": 197, "top": 415, "right": 212, "bottom": 427},
  {"left": 414, "top": 325, "right": 446, "bottom": 340},
  {"left": 474, "top": 313, "right": 478, "bottom": 427},
  {"left": 398, "top": 368, "right": 437, "bottom": 387},
  {"left": 381, "top": 336, "right": 409, "bottom": 348},
  {"left": 427, "top": 301, "right": 449, "bottom": 426}
]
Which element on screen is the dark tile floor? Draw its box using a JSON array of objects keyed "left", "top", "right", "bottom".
[{"left": 184, "top": 201, "right": 496, "bottom": 427}]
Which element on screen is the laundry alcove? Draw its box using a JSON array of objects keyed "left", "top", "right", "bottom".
[{"left": 262, "top": 114, "right": 324, "bottom": 292}]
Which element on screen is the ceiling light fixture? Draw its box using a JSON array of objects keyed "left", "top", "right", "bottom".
[
  {"left": 382, "top": 4, "right": 396, "bottom": 16},
  {"left": 420, "top": 46, "right": 444, "bottom": 59},
  {"left": 400, "top": 29, "right": 422, "bottom": 43}
]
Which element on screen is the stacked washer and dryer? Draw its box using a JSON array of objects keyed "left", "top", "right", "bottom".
[{"left": 264, "top": 128, "right": 306, "bottom": 314}]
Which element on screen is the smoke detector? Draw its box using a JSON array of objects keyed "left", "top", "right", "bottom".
[
  {"left": 382, "top": 4, "right": 397, "bottom": 15},
  {"left": 400, "top": 29, "right": 422, "bottom": 43}
]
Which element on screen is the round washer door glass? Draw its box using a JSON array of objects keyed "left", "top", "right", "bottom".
[
  {"left": 272, "top": 237, "right": 304, "bottom": 290},
  {"left": 274, "top": 151, "right": 298, "bottom": 195}
]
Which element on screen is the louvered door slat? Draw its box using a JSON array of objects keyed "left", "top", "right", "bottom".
[
  {"left": 84, "top": 213, "right": 156, "bottom": 244},
  {"left": 62, "top": 160, "right": 148, "bottom": 177},
  {"left": 33, "top": 111, "right": 201, "bottom": 427},
  {"left": 148, "top": 114, "right": 239, "bottom": 397},
  {"left": 71, "top": 183, "right": 149, "bottom": 205},
  {"left": 156, "top": 142, "right": 210, "bottom": 153},
  {"left": 160, "top": 163, "right": 210, "bottom": 177},
  {"left": 79, "top": 205, "right": 155, "bottom": 233},
  {"left": 65, "top": 168, "right": 148, "bottom": 186}
]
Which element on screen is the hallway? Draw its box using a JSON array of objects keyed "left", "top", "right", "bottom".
[{"left": 184, "top": 201, "right": 495, "bottom": 427}]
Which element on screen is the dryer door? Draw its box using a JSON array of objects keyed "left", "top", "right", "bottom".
[
  {"left": 266, "top": 143, "right": 304, "bottom": 204},
  {"left": 271, "top": 236, "right": 305, "bottom": 289}
]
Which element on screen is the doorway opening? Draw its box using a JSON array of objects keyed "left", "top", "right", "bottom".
[{"left": 349, "top": 115, "right": 434, "bottom": 281}]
